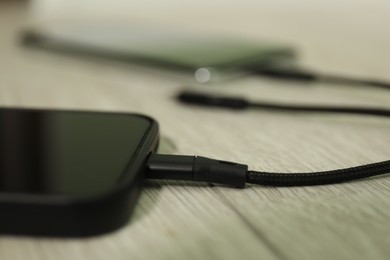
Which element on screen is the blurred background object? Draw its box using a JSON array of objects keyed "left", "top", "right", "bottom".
[
  {"left": 27, "top": 0, "right": 390, "bottom": 84},
  {"left": 22, "top": 22, "right": 296, "bottom": 83}
]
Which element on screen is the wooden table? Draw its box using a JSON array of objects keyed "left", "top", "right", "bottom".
[{"left": 1, "top": 1, "right": 390, "bottom": 259}]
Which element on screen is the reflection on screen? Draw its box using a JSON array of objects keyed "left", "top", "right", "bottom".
[{"left": 0, "top": 109, "right": 151, "bottom": 196}]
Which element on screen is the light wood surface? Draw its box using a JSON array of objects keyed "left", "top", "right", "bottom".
[{"left": 1, "top": 1, "right": 390, "bottom": 260}]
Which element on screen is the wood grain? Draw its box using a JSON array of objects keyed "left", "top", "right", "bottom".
[{"left": 1, "top": 1, "right": 390, "bottom": 259}]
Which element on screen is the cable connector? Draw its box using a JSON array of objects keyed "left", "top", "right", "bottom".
[
  {"left": 145, "top": 154, "right": 248, "bottom": 188},
  {"left": 178, "top": 91, "right": 249, "bottom": 109}
]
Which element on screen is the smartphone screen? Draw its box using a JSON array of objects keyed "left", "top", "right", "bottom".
[{"left": 0, "top": 108, "right": 155, "bottom": 197}]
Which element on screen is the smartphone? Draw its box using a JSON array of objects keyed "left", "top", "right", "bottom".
[
  {"left": 22, "top": 23, "right": 295, "bottom": 82},
  {"left": 0, "top": 107, "right": 159, "bottom": 237}
]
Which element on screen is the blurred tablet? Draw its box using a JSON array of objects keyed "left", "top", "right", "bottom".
[{"left": 23, "top": 23, "right": 295, "bottom": 83}]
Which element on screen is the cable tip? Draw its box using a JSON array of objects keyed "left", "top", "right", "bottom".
[
  {"left": 146, "top": 154, "right": 248, "bottom": 188},
  {"left": 177, "top": 90, "right": 249, "bottom": 109}
]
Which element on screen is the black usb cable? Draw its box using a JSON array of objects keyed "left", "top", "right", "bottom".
[
  {"left": 146, "top": 154, "right": 390, "bottom": 188},
  {"left": 247, "top": 67, "right": 390, "bottom": 90},
  {"left": 178, "top": 91, "right": 390, "bottom": 117},
  {"left": 144, "top": 90, "right": 390, "bottom": 188}
]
